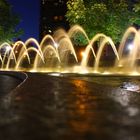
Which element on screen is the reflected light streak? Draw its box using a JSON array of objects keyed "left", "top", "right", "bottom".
[{"left": 110, "top": 88, "right": 139, "bottom": 117}]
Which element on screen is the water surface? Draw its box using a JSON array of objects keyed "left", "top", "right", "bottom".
[{"left": 0, "top": 73, "right": 140, "bottom": 140}]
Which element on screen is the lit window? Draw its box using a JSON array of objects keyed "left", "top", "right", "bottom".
[{"left": 54, "top": 16, "right": 58, "bottom": 21}]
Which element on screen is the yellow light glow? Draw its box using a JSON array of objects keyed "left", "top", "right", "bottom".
[
  {"left": 102, "top": 71, "right": 111, "bottom": 75},
  {"left": 129, "top": 71, "right": 140, "bottom": 76},
  {"left": 80, "top": 51, "right": 86, "bottom": 58}
]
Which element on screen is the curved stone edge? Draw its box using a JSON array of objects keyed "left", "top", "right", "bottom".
[
  {"left": 0, "top": 71, "right": 28, "bottom": 109},
  {"left": 0, "top": 70, "right": 28, "bottom": 90}
]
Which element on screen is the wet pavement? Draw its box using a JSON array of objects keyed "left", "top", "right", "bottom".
[
  {"left": 0, "top": 73, "right": 140, "bottom": 140},
  {"left": 0, "top": 75, "right": 21, "bottom": 97}
]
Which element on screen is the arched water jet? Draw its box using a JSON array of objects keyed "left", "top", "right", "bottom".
[
  {"left": 81, "top": 44, "right": 96, "bottom": 68},
  {"left": 94, "top": 37, "right": 119, "bottom": 71},
  {"left": 116, "top": 27, "right": 140, "bottom": 68},
  {"left": 4, "top": 49, "right": 16, "bottom": 70},
  {"left": 53, "top": 28, "right": 78, "bottom": 63},
  {"left": 81, "top": 33, "right": 110, "bottom": 67},
  {"left": 35, "top": 44, "right": 61, "bottom": 68},
  {"left": 53, "top": 29, "right": 68, "bottom": 41},
  {"left": 2, "top": 49, "right": 10, "bottom": 69},
  {"left": 34, "top": 35, "right": 57, "bottom": 69},
  {"left": 6, "top": 41, "right": 30, "bottom": 69},
  {"left": 40, "top": 34, "right": 56, "bottom": 49},
  {"left": 117, "top": 27, "right": 138, "bottom": 58},
  {"left": 0, "top": 42, "right": 11, "bottom": 49},
  {"left": 0, "top": 55, "right": 2, "bottom": 65},
  {"left": 42, "top": 45, "right": 60, "bottom": 62},
  {"left": 129, "top": 32, "right": 140, "bottom": 68},
  {"left": 0, "top": 25, "right": 140, "bottom": 75},
  {"left": 68, "top": 25, "right": 90, "bottom": 44},
  {"left": 0, "top": 43, "right": 16, "bottom": 69},
  {"left": 58, "top": 37, "right": 78, "bottom": 63},
  {"left": 16, "top": 47, "right": 44, "bottom": 70},
  {"left": 25, "top": 38, "right": 44, "bottom": 60},
  {"left": 12, "top": 41, "right": 30, "bottom": 61},
  {"left": 53, "top": 29, "right": 78, "bottom": 63},
  {"left": 0, "top": 43, "right": 11, "bottom": 68}
]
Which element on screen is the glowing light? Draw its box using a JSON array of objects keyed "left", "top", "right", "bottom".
[
  {"left": 93, "top": 70, "right": 99, "bottom": 73},
  {"left": 5, "top": 46, "right": 11, "bottom": 52},
  {"left": 54, "top": 43, "right": 58, "bottom": 48},
  {"left": 121, "top": 82, "right": 140, "bottom": 92},
  {"left": 127, "top": 43, "right": 133, "bottom": 51},
  {"left": 118, "top": 64, "right": 123, "bottom": 67},
  {"left": 48, "top": 73, "right": 61, "bottom": 77},
  {"left": 102, "top": 71, "right": 111, "bottom": 75},
  {"left": 129, "top": 71, "right": 140, "bottom": 76},
  {"left": 80, "top": 51, "right": 86, "bottom": 58},
  {"left": 126, "top": 107, "right": 139, "bottom": 116},
  {"left": 29, "top": 69, "right": 37, "bottom": 73},
  {"left": 79, "top": 69, "right": 88, "bottom": 74},
  {"left": 48, "top": 30, "right": 52, "bottom": 33}
]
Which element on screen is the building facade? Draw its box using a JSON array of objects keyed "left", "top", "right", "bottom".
[{"left": 40, "top": 0, "right": 69, "bottom": 41}]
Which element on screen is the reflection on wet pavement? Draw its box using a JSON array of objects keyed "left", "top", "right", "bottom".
[{"left": 0, "top": 73, "right": 140, "bottom": 140}]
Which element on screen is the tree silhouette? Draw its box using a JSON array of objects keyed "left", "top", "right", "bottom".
[{"left": 0, "top": 0, "right": 22, "bottom": 43}]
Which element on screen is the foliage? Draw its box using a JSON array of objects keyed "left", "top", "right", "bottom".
[
  {"left": 0, "top": 0, "right": 22, "bottom": 44},
  {"left": 66, "top": 0, "right": 140, "bottom": 45},
  {"left": 133, "top": 2, "right": 140, "bottom": 25}
]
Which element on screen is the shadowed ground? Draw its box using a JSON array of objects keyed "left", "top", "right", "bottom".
[
  {"left": 0, "top": 75, "right": 21, "bottom": 97},
  {"left": 0, "top": 73, "right": 140, "bottom": 140}
]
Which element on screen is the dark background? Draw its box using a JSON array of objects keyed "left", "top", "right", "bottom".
[{"left": 7, "top": 0, "right": 40, "bottom": 42}]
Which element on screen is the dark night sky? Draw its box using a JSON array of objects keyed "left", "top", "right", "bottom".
[
  {"left": 7, "top": 0, "right": 40, "bottom": 42},
  {"left": 6, "top": 0, "right": 137, "bottom": 42}
]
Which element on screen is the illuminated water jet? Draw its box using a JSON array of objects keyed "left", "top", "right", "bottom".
[{"left": 0, "top": 25, "right": 140, "bottom": 75}]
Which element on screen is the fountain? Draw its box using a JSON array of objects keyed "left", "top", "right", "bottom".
[
  {"left": 0, "top": 25, "right": 140, "bottom": 75},
  {"left": 1, "top": 25, "right": 140, "bottom": 140}
]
